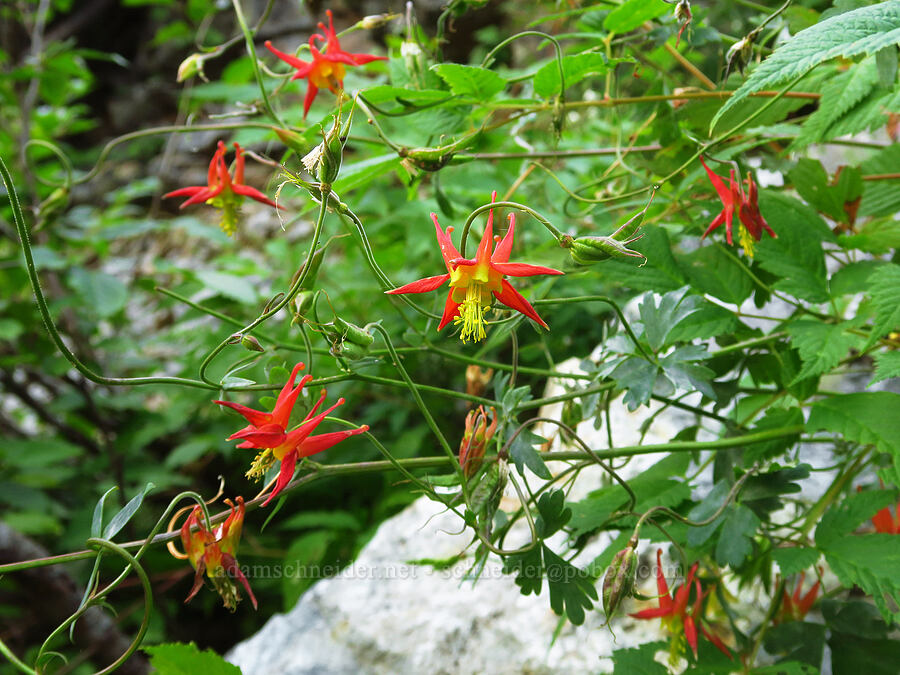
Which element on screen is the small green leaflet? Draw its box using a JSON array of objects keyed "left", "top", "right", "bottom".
[
  {"left": 542, "top": 544, "right": 597, "bottom": 626},
  {"left": 772, "top": 546, "right": 820, "bottom": 576},
  {"left": 533, "top": 53, "right": 620, "bottom": 98},
  {"left": 143, "top": 643, "right": 241, "bottom": 675},
  {"left": 821, "top": 534, "right": 900, "bottom": 622},
  {"left": 603, "top": 0, "right": 669, "bottom": 33},
  {"left": 871, "top": 351, "right": 900, "bottom": 385},
  {"left": 863, "top": 263, "right": 900, "bottom": 349}
]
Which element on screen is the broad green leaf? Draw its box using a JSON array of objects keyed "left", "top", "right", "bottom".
[
  {"left": 610, "top": 356, "right": 658, "bottom": 410},
  {"left": 0, "top": 318, "right": 23, "bottom": 340},
  {"left": 143, "top": 643, "right": 241, "bottom": 675},
  {"left": 104, "top": 482, "right": 155, "bottom": 539},
  {"left": 665, "top": 303, "right": 739, "bottom": 343},
  {"left": 684, "top": 245, "right": 753, "bottom": 305},
  {"left": 807, "top": 392, "right": 900, "bottom": 483},
  {"left": 755, "top": 193, "right": 831, "bottom": 303},
  {"left": 612, "top": 641, "right": 669, "bottom": 674},
  {"left": 4, "top": 511, "right": 62, "bottom": 536},
  {"left": 533, "top": 53, "right": 616, "bottom": 98},
  {"left": 282, "top": 530, "right": 336, "bottom": 609},
  {"left": 787, "top": 159, "right": 863, "bottom": 221},
  {"left": 279, "top": 510, "right": 362, "bottom": 531},
  {"left": 333, "top": 153, "right": 401, "bottom": 193},
  {"left": 839, "top": 218, "right": 900, "bottom": 254},
  {"left": 859, "top": 143, "right": 900, "bottom": 217},
  {"left": 535, "top": 489, "right": 572, "bottom": 537},
  {"left": 871, "top": 351, "right": 900, "bottom": 385},
  {"left": 502, "top": 544, "right": 543, "bottom": 596},
  {"left": 603, "top": 0, "right": 669, "bottom": 33},
  {"left": 67, "top": 268, "right": 128, "bottom": 318},
  {"left": 772, "top": 546, "right": 820, "bottom": 576},
  {"left": 829, "top": 260, "right": 887, "bottom": 296},
  {"left": 715, "top": 504, "right": 761, "bottom": 567},
  {"left": 863, "top": 263, "right": 900, "bottom": 348},
  {"left": 194, "top": 270, "right": 258, "bottom": 304},
  {"left": 793, "top": 58, "right": 880, "bottom": 148},
  {"left": 543, "top": 544, "right": 597, "bottom": 625},
  {"left": 508, "top": 427, "right": 552, "bottom": 479},
  {"left": 604, "top": 225, "right": 686, "bottom": 292},
  {"left": 785, "top": 320, "right": 861, "bottom": 383},
  {"left": 360, "top": 86, "right": 454, "bottom": 108},
  {"left": 638, "top": 287, "right": 702, "bottom": 351},
  {"left": 820, "top": 533, "right": 900, "bottom": 621},
  {"left": 431, "top": 63, "right": 505, "bottom": 100},
  {"left": 713, "top": 2, "right": 900, "bottom": 128},
  {"left": 815, "top": 489, "right": 896, "bottom": 548}
]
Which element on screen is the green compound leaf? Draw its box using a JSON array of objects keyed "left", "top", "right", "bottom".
[
  {"left": 143, "top": 643, "right": 241, "bottom": 675},
  {"left": 713, "top": 2, "right": 900, "bottom": 128},
  {"left": 785, "top": 319, "right": 862, "bottom": 384},
  {"left": 502, "top": 544, "right": 543, "bottom": 596},
  {"left": 807, "top": 392, "right": 900, "bottom": 484},
  {"left": 820, "top": 534, "right": 900, "bottom": 622},
  {"left": 815, "top": 489, "right": 896, "bottom": 549},
  {"left": 715, "top": 504, "right": 761, "bottom": 568},
  {"left": 864, "top": 263, "right": 900, "bottom": 349},
  {"left": 431, "top": 63, "right": 505, "bottom": 101},
  {"left": 535, "top": 489, "right": 572, "bottom": 538},
  {"left": 543, "top": 544, "right": 597, "bottom": 626}
]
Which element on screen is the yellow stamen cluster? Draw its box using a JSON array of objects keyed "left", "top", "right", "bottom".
[
  {"left": 738, "top": 222, "right": 755, "bottom": 258},
  {"left": 246, "top": 448, "right": 275, "bottom": 480},
  {"left": 454, "top": 282, "right": 492, "bottom": 343},
  {"left": 208, "top": 194, "right": 241, "bottom": 237}
]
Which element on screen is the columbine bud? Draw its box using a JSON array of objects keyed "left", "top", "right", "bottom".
[
  {"left": 459, "top": 405, "right": 497, "bottom": 479},
  {"left": 302, "top": 105, "right": 350, "bottom": 185},
  {"left": 602, "top": 535, "right": 638, "bottom": 621},
  {"left": 562, "top": 200, "right": 649, "bottom": 266},
  {"left": 176, "top": 53, "right": 208, "bottom": 83},
  {"left": 465, "top": 365, "right": 493, "bottom": 400},
  {"left": 726, "top": 35, "right": 755, "bottom": 76},
  {"left": 240, "top": 335, "right": 264, "bottom": 352},
  {"left": 358, "top": 13, "right": 399, "bottom": 30}
]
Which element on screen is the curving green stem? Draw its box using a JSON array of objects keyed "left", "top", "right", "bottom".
[
  {"left": 1, "top": 154, "right": 218, "bottom": 390},
  {"left": 230, "top": 0, "right": 284, "bottom": 126},
  {"left": 198, "top": 188, "right": 329, "bottom": 385},
  {"left": 458, "top": 200, "right": 565, "bottom": 254}
]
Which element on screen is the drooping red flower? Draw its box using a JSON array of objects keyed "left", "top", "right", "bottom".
[
  {"left": 777, "top": 570, "right": 821, "bottom": 622},
  {"left": 458, "top": 405, "right": 497, "bottom": 479},
  {"left": 265, "top": 10, "right": 387, "bottom": 118},
  {"left": 164, "top": 141, "right": 282, "bottom": 235},
  {"left": 216, "top": 362, "right": 368, "bottom": 506},
  {"left": 699, "top": 156, "right": 775, "bottom": 257},
  {"left": 180, "top": 497, "right": 256, "bottom": 611},
  {"left": 630, "top": 550, "right": 731, "bottom": 660},
  {"left": 385, "top": 192, "right": 564, "bottom": 343}
]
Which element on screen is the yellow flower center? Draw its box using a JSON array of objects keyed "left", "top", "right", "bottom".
[
  {"left": 246, "top": 449, "right": 276, "bottom": 480},
  {"left": 310, "top": 62, "right": 346, "bottom": 93},
  {"left": 738, "top": 222, "right": 755, "bottom": 258},
  {"left": 453, "top": 281, "right": 492, "bottom": 343},
  {"left": 208, "top": 192, "right": 241, "bottom": 237}
]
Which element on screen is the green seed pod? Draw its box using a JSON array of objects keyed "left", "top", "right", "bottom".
[
  {"left": 240, "top": 335, "right": 264, "bottom": 352},
  {"left": 469, "top": 459, "right": 508, "bottom": 536},
  {"left": 334, "top": 317, "right": 375, "bottom": 347},
  {"left": 602, "top": 536, "right": 638, "bottom": 621}
]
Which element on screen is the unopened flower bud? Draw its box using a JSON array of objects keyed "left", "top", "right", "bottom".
[
  {"left": 602, "top": 535, "right": 638, "bottom": 621},
  {"left": 358, "top": 13, "right": 399, "bottom": 30},
  {"left": 177, "top": 53, "right": 207, "bottom": 83},
  {"left": 465, "top": 365, "right": 493, "bottom": 399},
  {"left": 302, "top": 106, "right": 350, "bottom": 185},
  {"left": 240, "top": 335, "right": 264, "bottom": 352},
  {"left": 459, "top": 405, "right": 497, "bottom": 479},
  {"left": 726, "top": 35, "right": 755, "bottom": 76}
]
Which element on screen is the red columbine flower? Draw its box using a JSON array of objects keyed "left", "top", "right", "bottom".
[
  {"left": 216, "top": 362, "right": 368, "bottom": 506},
  {"left": 164, "top": 141, "right": 282, "bottom": 236},
  {"left": 180, "top": 497, "right": 256, "bottom": 611},
  {"left": 777, "top": 570, "right": 820, "bottom": 622},
  {"left": 699, "top": 156, "right": 775, "bottom": 257},
  {"left": 385, "top": 192, "right": 564, "bottom": 343},
  {"left": 630, "top": 550, "right": 731, "bottom": 661},
  {"left": 265, "top": 10, "right": 387, "bottom": 118}
]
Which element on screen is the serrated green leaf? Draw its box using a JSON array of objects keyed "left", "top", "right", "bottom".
[
  {"left": 785, "top": 320, "right": 861, "bottom": 383},
  {"left": 543, "top": 544, "right": 597, "bottom": 625},
  {"left": 104, "top": 482, "right": 155, "bottom": 539},
  {"left": 793, "top": 58, "right": 880, "bottom": 148},
  {"left": 143, "top": 642, "right": 241, "bottom": 675},
  {"left": 864, "top": 263, "right": 900, "bottom": 348},
  {"left": 432, "top": 63, "right": 505, "bottom": 100},
  {"left": 772, "top": 546, "right": 820, "bottom": 576},
  {"left": 807, "top": 392, "right": 900, "bottom": 483},
  {"left": 839, "top": 218, "right": 900, "bottom": 253},
  {"left": 665, "top": 303, "right": 739, "bottom": 343},
  {"left": 604, "top": 225, "right": 687, "bottom": 292},
  {"left": 638, "top": 287, "right": 701, "bottom": 351},
  {"left": 611, "top": 641, "right": 669, "bottom": 674},
  {"left": 610, "top": 356, "right": 658, "bottom": 410},
  {"left": 830, "top": 260, "right": 888, "bottom": 296},
  {"left": 713, "top": 2, "right": 900, "bottom": 128},
  {"left": 533, "top": 53, "right": 616, "bottom": 98},
  {"left": 871, "top": 351, "right": 900, "bottom": 385},
  {"left": 684, "top": 245, "right": 753, "bottom": 305},
  {"left": 816, "top": 489, "right": 896, "bottom": 548},
  {"left": 859, "top": 143, "right": 900, "bottom": 217},
  {"left": 755, "top": 193, "right": 831, "bottom": 303},
  {"left": 603, "top": 0, "right": 669, "bottom": 33},
  {"left": 715, "top": 504, "right": 761, "bottom": 567},
  {"left": 788, "top": 159, "right": 863, "bottom": 221},
  {"left": 820, "top": 533, "right": 900, "bottom": 621}
]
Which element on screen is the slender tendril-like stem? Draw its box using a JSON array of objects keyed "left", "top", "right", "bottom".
[
  {"left": 230, "top": 0, "right": 284, "bottom": 127},
  {"left": 198, "top": 188, "right": 329, "bottom": 385},
  {"left": 458, "top": 200, "right": 564, "bottom": 254}
]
